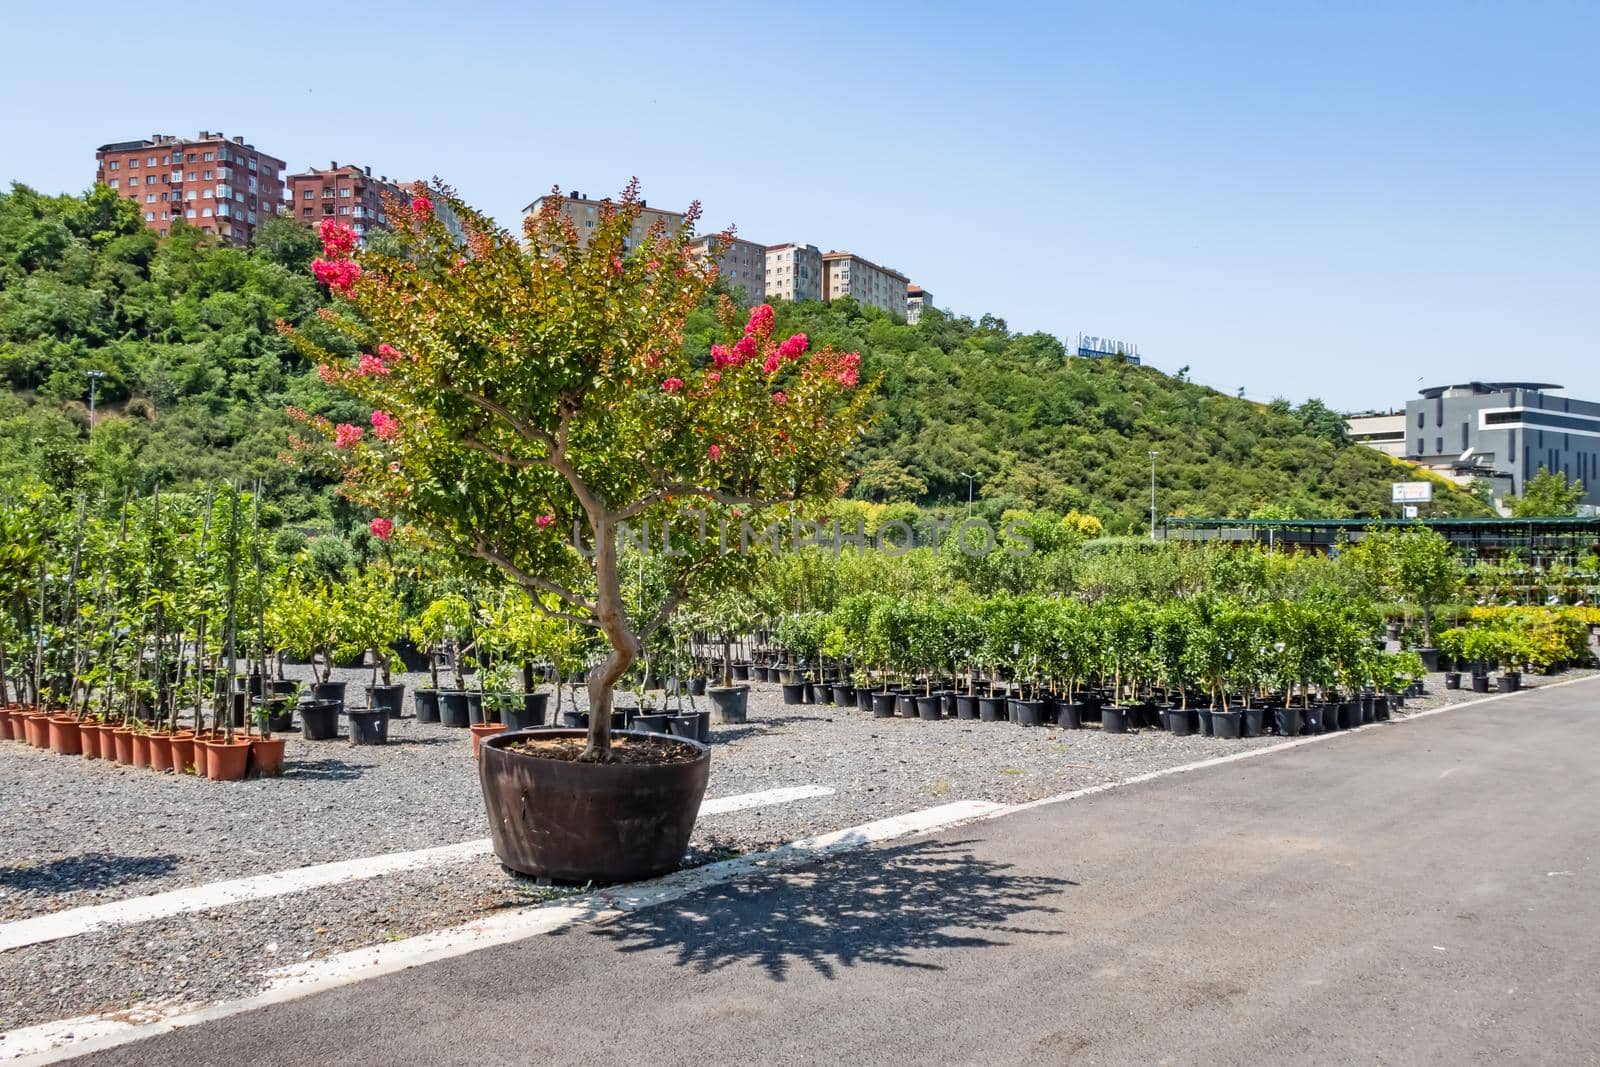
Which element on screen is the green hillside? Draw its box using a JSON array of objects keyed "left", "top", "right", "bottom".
[{"left": 0, "top": 183, "right": 1488, "bottom": 529}]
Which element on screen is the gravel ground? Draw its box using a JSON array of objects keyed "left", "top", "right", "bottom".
[{"left": 0, "top": 664, "right": 1591, "bottom": 1032}]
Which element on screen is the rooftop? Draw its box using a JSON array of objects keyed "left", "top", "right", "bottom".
[{"left": 1418, "top": 381, "right": 1562, "bottom": 399}]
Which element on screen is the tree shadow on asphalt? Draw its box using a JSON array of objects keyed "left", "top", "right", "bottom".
[
  {"left": 580, "top": 838, "right": 1075, "bottom": 981},
  {"left": 0, "top": 851, "right": 180, "bottom": 894}
]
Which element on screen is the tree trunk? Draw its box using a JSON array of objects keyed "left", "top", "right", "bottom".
[{"left": 582, "top": 517, "right": 639, "bottom": 762}]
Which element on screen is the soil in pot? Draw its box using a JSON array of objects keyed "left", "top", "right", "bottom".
[
  {"left": 300, "top": 701, "right": 341, "bottom": 741},
  {"left": 347, "top": 707, "right": 390, "bottom": 745},
  {"left": 439, "top": 690, "right": 471, "bottom": 728},
  {"left": 415, "top": 689, "right": 442, "bottom": 723},
  {"left": 709, "top": 685, "right": 749, "bottom": 724},
  {"left": 481, "top": 730, "right": 710, "bottom": 882},
  {"left": 202, "top": 738, "right": 251, "bottom": 781},
  {"left": 366, "top": 684, "right": 406, "bottom": 717},
  {"left": 250, "top": 737, "right": 287, "bottom": 776},
  {"left": 47, "top": 716, "right": 83, "bottom": 756},
  {"left": 1210, "top": 709, "right": 1242, "bottom": 738}
]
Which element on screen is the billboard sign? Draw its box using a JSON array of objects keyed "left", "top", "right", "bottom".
[{"left": 1391, "top": 481, "right": 1433, "bottom": 504}]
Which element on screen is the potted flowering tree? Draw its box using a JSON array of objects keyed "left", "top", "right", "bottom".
[{"left": 284, "top": 183, "right": 870, "bottom": 881}]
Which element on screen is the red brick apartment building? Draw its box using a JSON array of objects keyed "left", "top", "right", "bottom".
[
  {"left": 285, "top": 163, "right": 401, "bottom": 243},
  {"left": 94, "top": 131, "right": 286, "bottom": 245}
]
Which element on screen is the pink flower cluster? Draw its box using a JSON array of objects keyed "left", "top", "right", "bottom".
[
  {"left": 411, "top": 196, "right": 432, "bottom": 216},
  {"left": 356, "top": 354, "right": 390, "bottom": 377},
  {"left": 745, "top": 303, "right": 775, "bottom": 337},
  {"left": 708, "top": 444, "right": 723, "bottom": 461},
  {"left": 762, "top": 351, "right": 781, "bottom": 374},
  {"left": 834, "top": 352, "right": 861, "bottom": 388},
  {"left": 772, "top": 391, "right": 788, "bottom": 405},
  {"left": 316, "top": 363, "right": 340, "bottom": 385},
  {"left": 369, "top": 517, "right": 394, "bottom": 541},
  {"left": 318, "top": 220, "right": 357, "bottom": 257},
  {"left": 312, "top": 258, "right": 361, "bottom": 294},
  {"left": 334, "top": 423, "right": 364, "bottom": 449},
  {"left": 778, "top": 332, "right": 808, "bottom": 360},
  {"left": 377, "top": 343, "right": 401, "bottom": 361},
  {"left": 370, "top": 410, "right": 401, "bottom": 440},
  {"left": 535, "top": 514, "right": 554, "bottom": 528},
  {"left": 661, "top": 378, "right": 684, "bottom": 394}
]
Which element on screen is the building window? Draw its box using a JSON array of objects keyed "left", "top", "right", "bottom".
[
  {"left": 202, "top": 208, "right": 212, "bottom": 217},
  {"left": 146, "top": 194, "right": 155, "bottom": 203},
  {"left": 129, "top": 158, "right": 140, "bottom": 169},
  {"left": 303, "top": 189, "right": 314, "bottom": 199},
  {"left": 302, "top": 208, "right": 313, "bottom": 217},
  {"left": 202, "top": 152, "right": 212, "bottom": 161},
  {"left": 340, "top": 188, "right": 351, "bottom": 197},
  {"left": 146, "top": 155, "right": 157, "bottom": 166},
  {"left": 108, "top": 179, "right": 119, "bottom": 188},
  {"left": 186, "top": 208, "right": 196, "bottom": 218},
  {"left": 108, "top": 160, "right": 119, "bottom": 170},
  {"left": 144, "top": 211, "right": 154, "bottom": 221},
  {"left": 1416, "top": 411, "right": 1424, "bottom": 429}
]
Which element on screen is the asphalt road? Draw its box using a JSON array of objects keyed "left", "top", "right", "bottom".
[{"left": 80, "top": 678, "right": 1600, "bottom": 1066}]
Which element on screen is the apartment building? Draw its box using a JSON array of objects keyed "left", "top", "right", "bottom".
[
  {"left": 1344, "top": 410, "right": 1407, "bottom": 458},
  {"left": 765, "top": 243, "right": 823, "bottom": 302},
  {"left": 285, "top": 163, "right": 400, "bottom": 244},
  {"left": 522, "top": 189, "right": 686, "bottom": 250},
  {"left": 822, "top": 251, "right": 910, "bottom": 319},
  {"left": 94, "top": 131, "right": 285, "bottom": 245},
  {"left": 688, "top": 235, "right": 767, "bottom": 302},
  {"left": 906, "top": 284, "right": 932, "bottom": 324}
]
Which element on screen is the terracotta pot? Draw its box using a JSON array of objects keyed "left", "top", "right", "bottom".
[
  {"left": 169, "top": 733, "right": 196, "bottom": 774},
  {"left": 470, "top": 722, "right": 504, "bottom": 760},
  {"left": 131, "top": 732, "right": 152, "bottom": 769},
  {"left": 147, "top": 733, "right": 174, "bottom": 773},
  {"left": 193, "top": 733, "right": 211, "bottom": 776},
  {"left": 201, "top": 738, "right": 251, "bottom": 781},
  {"left": 0, "top": 707, "right": 15, "bottom": 742},
  {"left": 111, "top": 728, "right": 135, "bottom": 765},
  {"left": 249, "top": 737, "right": 287, "bottom": 777},
  {"left": 47, "top": 716, "right": 83, "bottom": 756},
  {"left": 25, "top": 712, "right": 51, "bottom": 749},
  {"left": 79, "top": 722, "right": 103, "bottom": 760}
]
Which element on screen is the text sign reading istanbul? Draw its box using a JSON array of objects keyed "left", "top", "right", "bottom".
[
  {"left": 1392, "top": 481, "right": 1434, "bottom": 504},
  {"left": 1076, "top": 334, "right": 1141, "bottom": 364}
]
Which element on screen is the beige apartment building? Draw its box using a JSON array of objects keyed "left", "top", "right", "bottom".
[
  {"left": 522, "top": 189, "right": 686, "bottom": 250},
  {"left": 766, "top": 243, "right": 823, "bottom": 302},
  {"left": 906, "top": 284, "right": 932, "bottom": 324},
  {"left": 688, "top": 234, "right": 767, "bottom": 302},
  {"left": 822, "top": 251, "right": 910, "bottom": 319}
]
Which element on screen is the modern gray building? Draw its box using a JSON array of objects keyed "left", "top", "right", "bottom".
[{"left": 1406, "top": 382, "right": 1600, "bottom": 504}]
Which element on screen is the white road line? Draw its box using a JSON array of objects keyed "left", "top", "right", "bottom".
[
  {"left": 0, "top": 784, "right": 835, "bottom": 954},
  {"left": 0, "top": 799, "right": 1003, "bottom": 1065}
]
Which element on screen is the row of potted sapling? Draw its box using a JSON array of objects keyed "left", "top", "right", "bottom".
[{"left": 1435, "top": 606, "right": 1595, "bottom": 693}]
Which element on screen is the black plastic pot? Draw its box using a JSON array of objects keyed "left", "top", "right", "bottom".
[
  {"left": 479, "top": 729, "right": 711, "bottom": 882},
  {"left": 260, "top": 698, "right": 295, "bottom": 733},
  {"left": 439, "top": 690, "right": 471, "bottom": 728},
  {"left": 666, "top": 712, "right": 710, "bottom": 743},
  {"left": 310, "top": 681, "right": 347, "bottom": 709},
  {"left": 466, "top": 692, "right": 485, "bottom": 724},
  {"left": 1272, "top": 706, "right": 1302, "bottom": 737},
  {"left": 1471, "top": 672, "right": 1492, "bottom": 693},
  {"left": 1373, "top": 695, "right": 1390, "bottom": 721},
  {"left": 781, "top": 682, "right": 808, "bottom": 706},
  {"left": 347, "top": 707, "right": 389, "bottom": 745},
  {"left": 1416, "top": 647, "right": 1440, "bottom": 672},
  {"left": 1239, "top": 706, "right": 1264, "bottom": 737},
  {"left": 1361, "top": 696, "right": 1376, "bottom": 725},
  {"left": 1498, "top": 671, "right": 1522, "bottom": 693},
  {"left": 415, "top": 689, "right": 442, "bottom": 722},
  {"left": 631, "top": 712, "right": 671, "bottom": 733},
  {"left": 503, "top": 693, "right": 549, "bottom": 732},
  {"left": 955, "top": 694, "right": 981, "bottom": 720},
  {"left": 833, "top": 684, "right": 854, "bottom": 707},
  {"left": 1211, "top": 709, "right": 1242, "bottom": 738},
  {"left": 300, "top": 700, "right": 340, "bottom": 741},
  {"left": 978, "top": 696, "right": 1009, "bottom": 722},
  {"left": 709, "top": 685, "right": 749, "bottom": 724},
  {"left": 871, "top": 691, "right": 897, "bottom": 718},
  {"left": 1008, "top": 699, "right": 1046, "bottom": 727},
  {"left": 1197, "top": 708, "right": 1213, "bottom": 736},
  {"left": 896, "top": 693, "right": 918, "bottom": 718},
  {"left": 1101, "top": 705, "right": 1132, "bottom": 733},
  {"left": 1050, "top": 699, "right": 1083, "bottom": 729},
  {"left": 856, "top": 688, "right": 875, "bottom": 712},
  {"left": 1167, "top": 707, "right": 1198, "bottom": 736},
  {"left": 1444, "top": 672, "right": 1461, "bottom": 690},
  {"left": 1300, "top": 705, "right": 1322, "bottom": 733},
  {"left": 916, "top": 694, "right": 944, "bottom": 721},
  {"left": 1334, "top": 701, "right": 1356, "bottom": 729},
  {"left": 366, "top": 683, "right": 405, "bottom": 717},
  {"left": 559, "top": 710, "right": 588, "bottom": 729},
  {"left": 269, "top": 679, "right": 299, "bottom": 698},
  {"left": 689, "top": 677, "right": 708, "bottom": 697}
]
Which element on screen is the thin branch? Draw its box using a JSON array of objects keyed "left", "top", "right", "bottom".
[
  {"left": 460, "top": 435, "right": 550, "bottom": 469},
  {"left": 469, "top": 536, "right": 600, "bottom": 617}
]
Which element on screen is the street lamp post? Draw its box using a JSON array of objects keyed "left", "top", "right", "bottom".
[
  {"left": 1148, "top": 450, "right": 1160, "bottom": 541},
  {"left": 958, "top": 471, "right": 978, "bottom": 517},
  {"left": 84, "top": 370, "right": 106, "bottom": 432}
]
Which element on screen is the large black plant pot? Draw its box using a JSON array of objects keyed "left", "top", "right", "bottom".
[
  {"left": 310, "top": 681, "right": 347, "bottom": 709},
  {"left": 1471, "top": 673, "right": 1491, "bottom": 693},
  {"left": 1240, "top": 706, "right": 1265, "bottom": 737},
  {"left": 347, "top": 707, "right": 389, "bottom": 745},
  {"left": 978, "top": 696, "right": 1009, "bottom": 722},
  {"left": 709, "top": 685, "right": 749, "bottom": 724},
  {"left": 1443, "top": 672, "right": 1461, "bottom": 690},
  {"left": 503, "top": 693, "right": 549, "bottom": 733},
  {"left": 1498, "top": 671, "right": 1522, "bottom": 693},
  {"left": 1008, "top": 699, "right": 1046, "bottom": 727},
  {"left": 1101, "top": 706, "right": 1132, "bottom": 734},
  {"left": 1050, "top": 700, "right": 1083, "bottom": 729},
  {"left": 916, "top": 694, "right": 945, "bottom": 721},
  {"left": 781, "top": 682, "right": 808, "bottom": 706},
  {"left": 896, "top": 693, "right": 918, "bottom": 718},
  {"left": 832, "top": 683, "right": 854, "bottom": 707},
  {"left": 480, "top": 729, "right": 711, "bottom": 882},
  {"left": 366, "top": 683, "right": 406, "bottom": 717},
  {"left": 953, "top": 694, "right": 980, "bottom": 720},
  {"left": 871, "top": 691, "right": 898, "bottom": 718},
  {"left": 1166, "top": 707, "right": 1198, "bottom": 736},
  {"left": 1210, "top": 709, "right": 1242, "bottom": 739},
  {"left": 1272, "top": 706, "right": 1301, "bottom": 737},
  {"left": 439, "top": 690, "right": 471, "bottom": 728},
  {"left": 856, "top": 688, "right": 876, "bottom": 712},
  {"left": 414, "top": 689, "right": 442, "bottom": 723},
  {"left": 300, "top": 700, "right": 341, "bottom": 741},
  {"left": 1197, "top": 708, "right": 1214, "bottom": 736}
]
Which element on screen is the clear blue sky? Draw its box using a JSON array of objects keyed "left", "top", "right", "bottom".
[{"left": 4, "top": 0, "right": 1595, "bottom": 412}]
